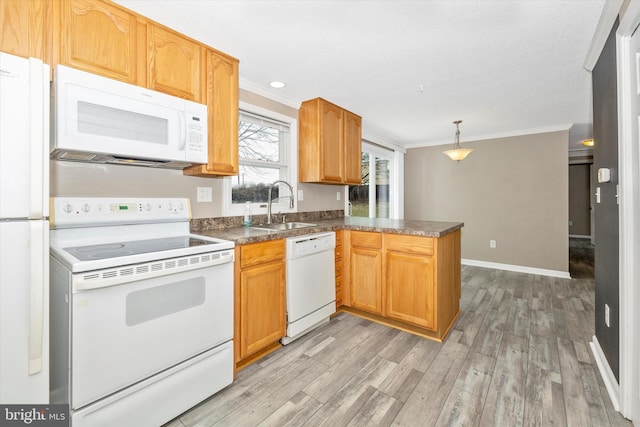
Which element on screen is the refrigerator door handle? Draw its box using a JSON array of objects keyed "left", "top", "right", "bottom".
[{"left": 28, "top": 221, "right": 46, "bottom": 375}]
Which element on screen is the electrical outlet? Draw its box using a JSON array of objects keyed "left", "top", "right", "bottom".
[
  {"left": 196, "top": 187, "right": 212, "bottom": 202},
  {"left": 489, "top": 240, "right": 497, "bottom": 249},
  {"left": 337, "top": 191, "right": 341, "bottom": 201},
  {"left": 605, "top": 304, "right": 610, "bottom": 327},
  {"left": 297, "top": 189, "right": 304, "bottom": 201}
]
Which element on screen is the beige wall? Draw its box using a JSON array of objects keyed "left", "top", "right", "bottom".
[
  {"left": 50, "top": 90, "right": 344, "bottom": 219},
  {"left": 404, "top": 130, "right": 569, "bottom": 273}
]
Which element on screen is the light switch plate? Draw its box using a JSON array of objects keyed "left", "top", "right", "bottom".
[
  {"left": 597, "top": 168, "right": 611, "bottom": 183},
  {"left": 196, "top": 187, "right": 212, "bottom": 202}
]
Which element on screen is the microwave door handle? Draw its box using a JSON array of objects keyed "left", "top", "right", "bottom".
[{"left": 178, "top": 112, "right": 187, "bottom": 151}]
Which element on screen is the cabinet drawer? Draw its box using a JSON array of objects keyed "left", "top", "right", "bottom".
[
  {"left": 384, "top": 234, "right": 434, "bottom": 255},
  {"left": 350, "top": 231, "right": 382, "bottom": 249},
  {"left": 335, "top": 260, "right": 343, "bottom": 277},
  {"left": 239, "top": 239, "right": 285, "bottom": 268},
  {"left": 335, "top": 275, "right": 343, "bottom": 307}
]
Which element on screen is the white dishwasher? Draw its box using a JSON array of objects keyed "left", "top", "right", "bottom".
[{"left": 282, "top": 231, "right": 336, "bottom": 344}]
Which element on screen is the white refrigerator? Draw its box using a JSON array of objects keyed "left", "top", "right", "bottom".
[{"left": 0, "top": 52, "right": 50, "bottom": 403}]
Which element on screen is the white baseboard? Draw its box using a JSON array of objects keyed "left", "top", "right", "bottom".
[
  {"left": 461, "top": 258, "right": 571, "bottom": 279},
  {"left": 590, "top": 335, "right": 620, "bottom": 411}
]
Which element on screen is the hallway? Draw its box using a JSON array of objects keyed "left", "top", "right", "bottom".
[{"left": 569, "top": 237, "right": 595, "bottom": 279}]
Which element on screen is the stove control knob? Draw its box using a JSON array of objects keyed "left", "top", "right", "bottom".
[
  {"left": 167, "top": 202, "right": 173, "bottom": 211},
  {"left": 81, "top": 203, "right": 91, "bottom": 213},
  {"left": 178, "top": 202, "right": 185, "bottom": 211},
  {"left": 63, "top": 203, "right": 74, "bottom": 213},
  {"left": 143, "top": 203, "right": 152, "bottom": 212}
]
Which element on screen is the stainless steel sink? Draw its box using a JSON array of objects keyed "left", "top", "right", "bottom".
[{"left": 251, "top": 222, "right": 317, "bottom": 231}]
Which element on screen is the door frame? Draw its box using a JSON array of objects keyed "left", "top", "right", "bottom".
[{"left": 616, "top": 3, "right": 640, "bottom": 421}]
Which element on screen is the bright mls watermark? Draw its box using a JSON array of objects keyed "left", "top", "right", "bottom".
[{"left": 0, "top": 405, "right": 68, "bottom": 426}]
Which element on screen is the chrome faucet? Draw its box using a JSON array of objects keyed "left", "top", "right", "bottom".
[{"left": 267, "top": 180, "right": 294, "bottom": 224}]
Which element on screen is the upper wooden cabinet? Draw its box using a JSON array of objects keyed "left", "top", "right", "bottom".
[
  {"left": 183, "top": 49, "right": 239, "bottom": 177},
  {"left": 343, "top": 110, "right": 362, "bottom": 184},
  {"left": 51, "top": 0, "right": 144, "bottom": 84},
  {"left": 0, "top": 0, "right": 48, "bottom": 60},
  {"left": 46, "top": 0, "right": 240, "bottom": 176},
  {"left": 147, "top": 24, "right": 204, "bottom": 102},
  {"left": 299, "top": 97, "right": 362, "bottom": 185}
]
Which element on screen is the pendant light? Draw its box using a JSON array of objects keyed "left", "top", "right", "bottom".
[
  {"left": 443, "top": 120, "right": 473, "bottom": 161},
  {"left": 582, "top": 138, "right": 594, "bottom": 147}
]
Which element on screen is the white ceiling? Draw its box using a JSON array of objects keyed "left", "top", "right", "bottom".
[{"left": 115, "top": 0, "right": 605, "bottom": 150}]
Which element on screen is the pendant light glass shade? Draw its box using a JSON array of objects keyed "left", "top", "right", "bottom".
[
  {"left": 582, "top": 138, "right": 594, "bottom": 147},
  {"left": 443, "top": 120, "right": 473, "bottom": 161}
]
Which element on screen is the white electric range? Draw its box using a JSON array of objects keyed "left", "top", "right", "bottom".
[{"left": 49, "top": 197, "right": 235, "bottom": 427}]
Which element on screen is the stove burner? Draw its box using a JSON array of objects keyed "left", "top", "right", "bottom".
[
  {"left": 88, "top": 250, "right": 134, "bottom": 259},
  {"left": 62, "top": 236, "right": 221, "bottom": 262},
  {"left": 76, "top": 243, "right": 125, "bottom": 252}
]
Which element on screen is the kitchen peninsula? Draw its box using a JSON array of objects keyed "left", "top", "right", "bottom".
[{"left": 195, "top": 217, "right": 463, "bottom": 344}]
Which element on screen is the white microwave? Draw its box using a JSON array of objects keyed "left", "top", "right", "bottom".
[{"left": 50, "top": 65, "right": 208, "bottom": 169}]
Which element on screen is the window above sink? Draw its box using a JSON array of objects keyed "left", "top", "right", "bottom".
[{"left": 222, "top": 103, "right": 298, "bottom": 218}]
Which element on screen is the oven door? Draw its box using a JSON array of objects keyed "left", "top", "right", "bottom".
[{"left": 70, "top": 259, "right": 232, "bottom": 409}]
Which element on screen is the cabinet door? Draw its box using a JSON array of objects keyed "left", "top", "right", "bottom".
[
  {"left": 385, "top": 251, "right": 435, "bottom": 330},
  {"left": 334, "top": 230, "right": 344, "bottom": 307},
  {"left": 54, "top": 0, "right": 142, "bottom": 84},
  {"left": 147, "top": 24, "right": 204, "bottom": 102},
  {"left": 343, "top": 110, "right": 362, "bottom": 184},
  {"left": 350, "top": 246, "right": 382, "bottom": 314},
  {"left": 319, "top": 100, "right": 344, "bottom": 182},
  {"left": 0, "top": 0, "right": 47, "bottom": 60},
  {"left": 184, "top": 50, "right": 239, "bottom": 176},
  {"left": 239, "top": 261, "right": 285, "bottom": 359}
]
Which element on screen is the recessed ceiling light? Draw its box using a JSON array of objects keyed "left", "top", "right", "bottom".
[{"left": 269, "top": 81, "right": 286, "bottom": 89}]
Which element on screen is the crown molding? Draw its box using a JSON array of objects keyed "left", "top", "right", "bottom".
[
  {"left": 361, "top": 123, "right": 406, "bottom": 153},
  {"left": 583, "top": 0, "right": 624, "bottom": 72},
  {"left": 619, "top": 0, "right": 640, "bottom": 36}
]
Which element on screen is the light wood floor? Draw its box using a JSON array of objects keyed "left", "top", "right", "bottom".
[{"left": 166, "top": 266, "right": 632, "bottom": 427}]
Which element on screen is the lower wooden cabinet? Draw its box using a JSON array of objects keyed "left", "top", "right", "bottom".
[
  {"left": 384, "top": 235, "right": 435, "bottom": 330},
  {"left": 345, "top": 230, "right": 461, "bottom": 341},
  {"left": 349, "top": 231, "right": 382, "bottom": 314},
  {"left": 234, "top": 239, "right": 285, "bottom": 367},
  {"left": 334, "top": 230, "right": 344, "bottom": 307}
]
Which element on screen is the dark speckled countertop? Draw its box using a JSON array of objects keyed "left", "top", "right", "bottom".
[{"left": 195, "top": 217, "right": 464, "bottom": 245}]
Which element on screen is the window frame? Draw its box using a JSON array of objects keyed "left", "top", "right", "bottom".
[
  {"left": 345, "top": 141, "right": 401, "bottom": 219},
  {"left": 223, "top": 102, "right": 298, "bottom": 217}
]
